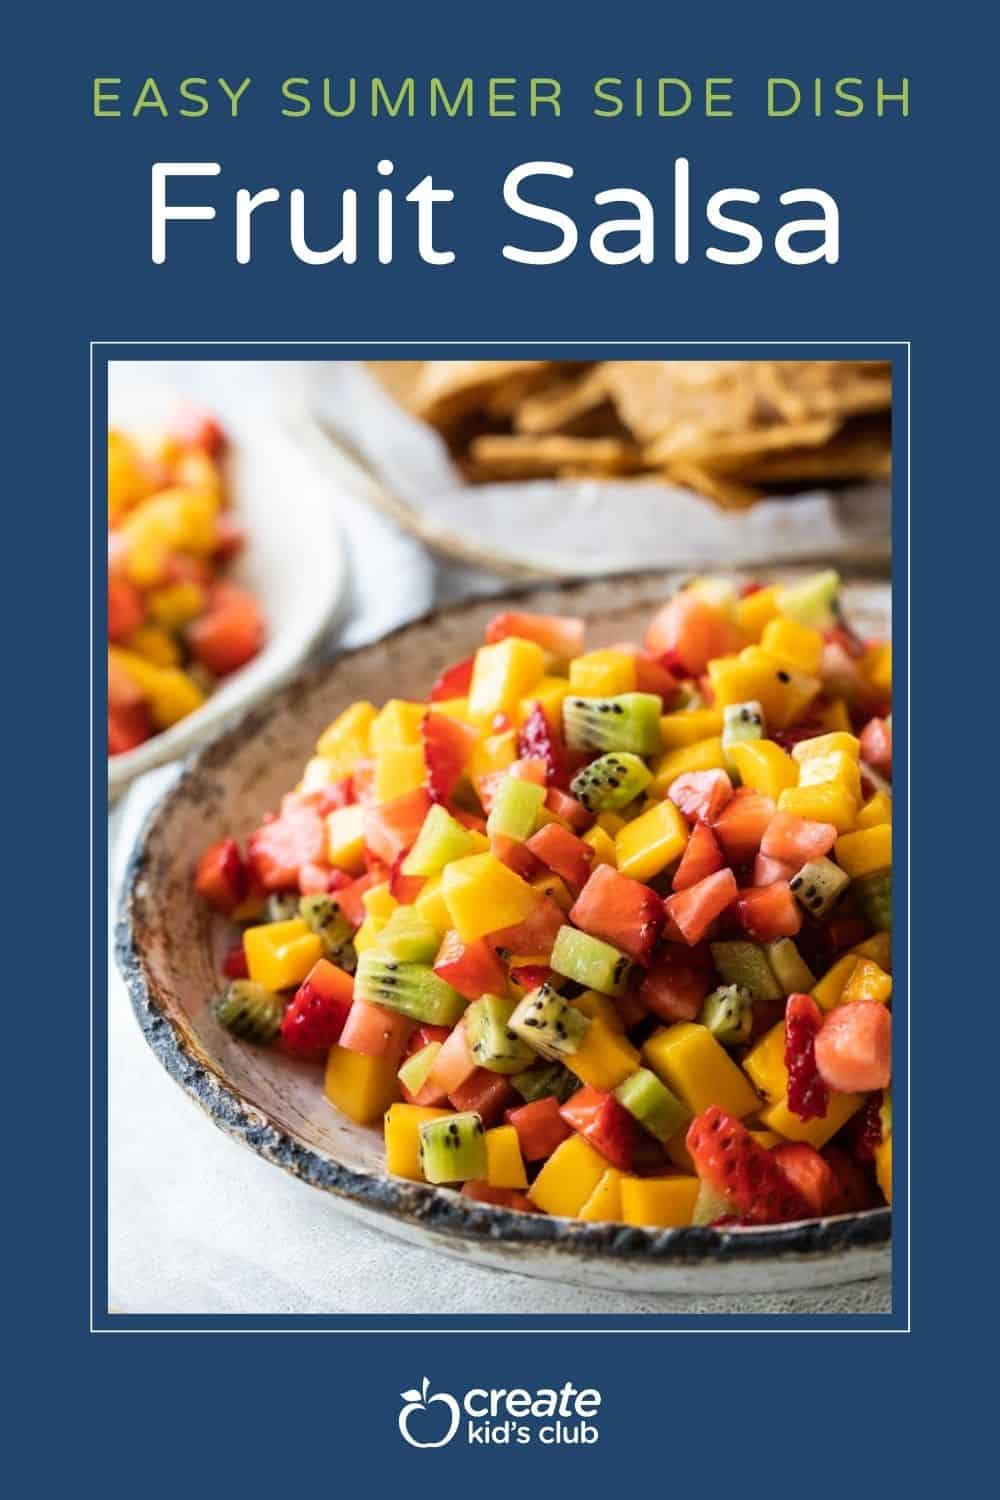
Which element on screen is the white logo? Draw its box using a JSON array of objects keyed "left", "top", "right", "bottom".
[{"left": 398, "top": 1377, "right": 462, "bottom": 1449}]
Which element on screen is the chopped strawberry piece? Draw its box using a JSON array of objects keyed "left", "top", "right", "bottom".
[
  {"left": 569, "top": 864, "right": 664, "bottom": 963},
  {"left": 189, "top": 583, "right": 265, "bottom": 677},
  {"left": 560, "top": 1086, "right": 638, "bottom": 1170},
  {"left": 212, "top": 513, "right": 245, "bottom": 561},
  {"left": 428, "top": 655, "right": 475, "bottom": 702},
  {"left": 489, "top": 896, "right": 565, "bottom": 961},
  {"left": 639, "top": 944, "right": 713, "bottom": 1022},
  {"left": 247, "top": 800, "right": 326, "bottom": 891},
  {"left": 669, "top": 768, "right": 733, "bottom": 825},
  {"left": 505, "top": 1096, "right": 573, "bottom": 1161},
  {"left": 663, "top": 868, "right": 739, "bottom": 946},
  {"left": 517, "top": 701, "right": 567, "bottom": 785},
  {"left": 108, "top": 575, "right": 146, "bottom": 642},
  {"left": 734, "top": 881, "right": 802, "bottom": 941},
  {"left": 434, "top": 930, "right": 509, "bottom": 1001},
  {"left": 421, "top": 711, "right": 476, "bottom": 804},
  {"left": 785, "top": 993, "right": 828, "bottom": 1121},
  {"left": 194, "top": 837, "right": 248, "bottom": 915},
  {"left": 362, "top": 788, "right": 432, "bottom": 865},
  {"left": 221, "top": 942, "right": 249, "bottom": 979},
  {"left": 760, "top": 811, "right": 838, "bottom": 867},
  {"left": 825, "top": 625, "right": 866, "bottom": 660},
  {"left": 298, "top": 861, "right": 339, "bottom": 896},
  {"left": 311, "top": 778, "right": 355, "bottom": 816},
  {"left": 672, "top": 823, "right": 725, "bottom": 892},
  {"left": 771, "top": 1143, "right": 838, "bottom": 1217},
  {"left": 849, "top": 1091, "right": 884, "bottom": 1162},
  {"left": 449, "top": 1070, "right": 517, "bottom": 1126},
  {"left": 712, "top": 788, "right": 776, "bottom": 864},
  {"left": 525, "top": 823, "right": 594, "bottom": 893},
  {"left": 815, "top": 1002, "right": 892, "bottom": 1093},
  {"left": 280, "top": 959, "right": 354, "bottom": 1056},
  {"left": 686, "top": 1107, "right": 813, "bottom": 1225},
  {"left": 485, "top": 611, "right": 585, "bottom": 658},
  {"left": 859, "top": 716, "right": 892, "bottom": 775}
]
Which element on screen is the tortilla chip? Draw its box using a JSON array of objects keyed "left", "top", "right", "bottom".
[
  {"left": 644, "top": 416, "right": 840, "bottom": 471},
  {"left": 663, "top": 462, "right": 762, "bottom": 510},
  {"left": 513, "top": 367, "right": 611, "bottom": 434},
  {"left": 467, "top": 433, "right": 641, "bottom": 479},
  {"left": 399, "top": 360, "right": 556, "bottom": 431},
  {"left": 739, "top": 422, "right": 892, "bottom": 484}
]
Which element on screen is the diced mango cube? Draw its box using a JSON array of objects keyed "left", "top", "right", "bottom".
[
  {"left": 817, "top": 698, "right": 853, "bottom": 733},
  {"left": 300, "top": 755, "right": 345, "bottom": 793},
  {"left": 742, "top": 1020, "right": 788, "bottom": 1102},
  {"left": 243, "top": 919, "right": 323, "bottom": 991},
  {"left": 369, "top": 699, "right": 426, "bottom": 751},
  {"left": 569, "top": 650, "right": 637, "bottom": 697},
  {"left": 852, "top": 931, "right": 892, "bottom": 972},
  {"left": 835, "top": 824, "right": 892, "bottom": 878},
  {"left": 659, "top": 708, "right": 724, "bottom": 749},
  {"left": 582, "top": 824, "right": 617, "bottom": 868},
  {"left": 620, "top": 1175, "right": 700, "bottom": 1228},
  {"left": 778, "top": 783, "right": 857, "bottom": 833},
  {"left": 798, "top": 750, "right": 862, "bottom": 801},
  {"left": 861, "top": 642, "right": 892, "bottom": 698},
  {"left": 652, "top": 737, "right": 728, "bottom": 792},
  {"left": 811, "top": 952, "right": 859, "bottom": 1011},
  {"left": 518, "top": 676, "right": 572, "bottom": 729},
  {"left": 126, "top": 624, "right": 181, "bottom": 667},
  {"left": 470, "top": 729, "right": 517, "bottom": 781},
  {"left": 485, "top": 1125, "right": 529, "bottom": 1189},
  {"left": 362, "top": 883, "right": 398, "bottom": 921},
  {"left": 325, "top": 1046, "right": 400, "bottom": 1124},
  {"left": 578, "top": 1168, "right": 625, "bottom": 1222},
  {"left": 571, "top": 990, "right": 625, "bottom": 1032},
  {"left": 528, "top": 1134, "right": 609, "bottom": 1217},
  {"left": 373, "top": 744, "right": 427, "bottom": 803},
  {"left": 316, "top": 702, "right": 377, "bottom": 772},
  {"left": 726, "top": 740, "right": 798, "bottom": 799},
  {"left": 856, "top": 790, "right": 892, "bottom": 830},
  {"left": 468, "top": 638, "right": 545, "bottom": 723},
  {"left": 384, "top": 1103, "right": 451, "bottom": 1181},
  {"left": 708, "top": 647, "right": 819, "bottom": 731},
  {"left": 748, "top": 1130, "right": 782, "bottom": 1149},
  {"left": 414, "top": 873, "right": 452, "bottom": 936},
  {"left": 760, "top": 617, "right": 825, "bottom": 675},
  {"left": 326, "top": 805, "right": 366, "bottom": 873},
  {"left": 109, "top": 648, "right": 206, "bottom": 728},
  {"left": 759, "top": 1090, "right": 862, "bottom": 1148},
  {"left": 353, "top": 915, "right": 387, "bottom": 955},
  {"left": 147, "top": 581, "right": 205, "bottom": 630},
  {"left": 564, "top": 1017, "right": 640, "bottom": 1091},
  {"left": 642, "top": 1023, "right": 760, "bottom": 1118},
  {"left": 735, "top": 584, "right": 781, "bottom": 639},
  {"left": 615, "top": 799, "right": 689, "bottom": 881},
  {"left": 442, "top": 853, "right": 539, "bottom": 942},
  {"left": 791, "top": 731, "right": 860, "bottom": 764},
  {"left": 841, "top": 958, "right": 892, "bottom": 1005}
]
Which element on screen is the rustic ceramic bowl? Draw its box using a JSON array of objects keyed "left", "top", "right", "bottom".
[{"left": 116, "top": 571, "right": 892, "bottom": 1297}]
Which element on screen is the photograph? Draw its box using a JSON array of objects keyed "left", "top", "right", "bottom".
[{"left": 109, "top": 354, "right": 893, "bottom": 1315}]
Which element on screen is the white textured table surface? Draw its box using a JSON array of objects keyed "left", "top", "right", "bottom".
[{"left": 107, "top": 362, "right": 890, "bottom": 1318}]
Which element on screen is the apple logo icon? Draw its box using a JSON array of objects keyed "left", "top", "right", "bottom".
[{"left": 398, "top": 1377, "right": 461, "bottom": 1448}]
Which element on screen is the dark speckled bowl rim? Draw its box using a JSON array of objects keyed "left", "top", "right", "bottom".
[{"left": 115, "top": 572, "right": 892, "bottom": 1271}]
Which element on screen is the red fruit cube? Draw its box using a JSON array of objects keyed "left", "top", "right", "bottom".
[
  {"left": 428, "top": 655, "right": 475, "bottom": 702},
  {"left": 421, "top": 712, "right": 477, "bottom": 804},
  {"left": 734, "top": 881, "right": 802, "bottom": 941},
  {"left": 108, "top": 575, "right": 146, "bottom": 643},
  {"left": 560, "top": 1086, "right": 638, "bottom": 1170},
  {"left": 485, "top": 611, "right": 585, "bottom": 659},
  {"left": 672, "top": 823, "right": 725, "bottom": 892},
  {"left": 433, "top": 930, "right": 508, "bottom": 1001},
  {"left": 517, "top": 701, "right": 567, "bottom": 785},
  {"left": 221, "top": 942, "right": 249, "bottom": 980},
  {"left": 339, "top": 998, "right": 414, "bottom": 1065},
  {"left": 668, "top": 769, "right": 733, "bottom": 825},
  {"left": 752, "top": 852, "right": 796, "bottom": 887},
  {"left": 525, "top": 823, "right": 594, "bottom": 893},
  {"left": 784, "top": 993, "right": 828, "bottom": 1121},
  {"left": 449, "top": 1070, "right": 517, "bottom": 1126},
  {"left": 639, "top": 945, "right": 713, "bottom": 1023},
  {"left": 424, "top": 1016, "right": 478, "bottom": 1098},
  {"left": 490, "top": 896, "right": 565, "bottom": 961},
  {"left": 298, "top": 861, "right": 338, "bottom": 896},
  {"left": 663, "top": 868, "right": 739, "bottom": 946},
  {"left": 247, "top": 800, "right": 326, "bottom": 891},
  {"left": 327, "top": 871, "right": 377, "bottom": 928},
  {"left": 712, "top": 788, "right": 775, "bottom": 865},
  {"left": 362, "top": 788, "right": 432, "bottom": 865},
  {"left": 569, "top": 863, "right": 664, "bottom": 963},
  {"left": 644, "top": 592, "right": 743, "bottom": 677},
  {"left": 508, "top": 964, "right": 553, "bottom": 994},
  {"left": 188, "top": 583, "right": 265, "bottom": 677},
  {"left": 194, "top": 837, "right": 248, "bottom": 915},
  {"left": 686, "top": 1107, "right": 812, "bottom": 1225},
  {"left": 108, "top": 703, "right": 152, "bottom": 755},
  {"left": 388, "top": 850, "right": 425, "bottom": 904},
  {"left": 505, "top": 1096, "right": 573, "bottom": 1161},
  {"left": 545, "top": 786, "right": 592, "bottom": 831},
  {"left": 771, "top": 1143, "right": 838, "bottom": 1217},
  {"left": 815, "top": 1002, "right": 892, "bottom": 1094},
  {"left": 859, "top": 716, "right": 892, "bottom": 775},
  {"left": 281, "top": 959, "right": 354, "bottom": 1057},
  {"left": 633, "top": 650, "right": 680, "bottom": 705},
  {"left": 490, "top": 833, "right": 542, "bottom": 881},
  {"left": 760, "top": 811, "right": 838, "bottom": 867}
]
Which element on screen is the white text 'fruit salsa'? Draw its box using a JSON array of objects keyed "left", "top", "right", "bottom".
[{"left": 194, "top": 574, "right": 893, "bottom": 1229}]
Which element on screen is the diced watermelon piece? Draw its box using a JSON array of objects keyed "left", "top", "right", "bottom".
[
  {"left": 362, "top": 788, "right": 433, "bottom": 865},
  {"left": 461, "top": 1182, "right": 540, "bottom": 1211},
  {"left": 760, "top": 811, "right": 838, "bottom": 867},
  {"left": 734, "top": 881, "right": 802, "bottom": 941},
  {"left": 428, "top": 655, "right": 475, "bottom": 702},
  {"left": 247, "top": 800, "right": 326, "bottom": 891},
  {"left": 490, "top": 833, "right": 542, "bottom": 881},
  {"left": 545, "top": 786, "right": 592, "bottom": 831},
  {"left": 672, "top": 823, "right": 725, "bottom": 892},
  {"left": 517, "top": 701, "right": 567, "bottom": 785},
  {"left": 329, "top": 871, "right": 378, "bottom": 928},
  {"left": 421, "top": 712, "right": 477, "bottom": 804},
  {"left": 194, "top": 838, "right": 248, "bottom": 914},
  {"left": 388, "top": 850, "right": 425, "bottom": 904},
  {"left": 569, "top": 864, "right": 664, "bottom": 963},
  {"left": 339, "top": 998, "right": 414, "bottom": 1064},
  {"left": 560, "top": 1086, "right": 638, "bottom": 1171},
  {"left": 189, "top": 583, "right": 265, "bottom": 677},
  {"left": 221, "top": 942, "right": 249, "bottom": 979},
  {"left": 639, "top": 946, "right": 714, "bottom": 1024},
  {"left": 669, "top": 769, "right": 733, "bottom": 825},
  {"left": 525, "top": 823, "right": 594, "bottom": 893},
  {"left": 771, "top": 1143, "right": 838, "bottom": 1217},
  {"left": 490, "top": 896, "right": 565, "bottom": 961},
  {"left": 108, "top": 703, "right": 152, "bottom": 755},
  {"left": 712, "top": 788, "right": 776, "bottom": 864},
  {"left": 505, "top": 1096, "right": 573, "bottom": 1161},
  {"left": 859, "top": 716, "right": 892, "bottom": 775},
  {"left": 424, "top": 1016, "right": 478, "bottom": 1098},
  {"left": 449, "top": 1070, "right": 517, "bottom": 1126},
  {"left": 434, "top": 930, "right": 509, "bottom": 1001},
  {"left": 663, "top": 868, "right": 739, "bottom": 946},
  {"left": 633, "top": 650, "right": 680, "bottom": 705},
  {"left": 108, "top": 575, "right": 146, "bottom": 642},
  {"left": 485, "top": 611, "right": 586, "bottom": 659},
  {"left": 644, "top": 592, "right": 743, "bottom": 677},
  {"left": 752, "top": 853, "right": 796, "bottom": 887},
  {"left": 815, "top": 1002, "right": 892, "bottom": 1093}
]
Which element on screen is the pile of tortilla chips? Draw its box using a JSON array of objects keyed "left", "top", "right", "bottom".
[{"left": 368, "top": 359, "right": 891, "bottom": 509}]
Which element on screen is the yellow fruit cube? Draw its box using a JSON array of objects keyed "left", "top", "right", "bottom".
[
  {"left": 798, "top": 750, "right": 862, "bottom": 801},
  {"left": 571, "top": 991, "right": 625, "bottom": 1032},
  {"left": 243, "top": 919, "right": 322, "bottom": 991},
  {"left": 582, "top": 825, "right": 617, "bottom": 868},
  {"left": 126, "top": 624, "right": 181, "bottom": 668},
  {"left": 620, "top": 1175, "right": 699, "bottom": 1228},
  {"left": 468, "top": 638, "right": 545, "bottom": 723},
  {"left": 726, "top": 740, "right": 798, "bottom": 799},
  {"left": 384, "top": 1103, "right": 451, "bottom": 1181},
  {"left": 485, "top": 1125, "right": 528, "bottom": 1189},
  {"left": 742, "top": 1020, "right": 788, "bottom": 1102},
  {"left": 861, "top": 642, "right": 892, "bottom": 698},
  {"left": 760, "top": 617, "right": 825, "bottom": 675},
  {"left": 442, "top": 854, "right": 539, "bottom": 943},
  {"left": 109, "top": 648, "right": 205, "bottom": 728},
  {"left": 414, "top": 874, "right": 452, "bottom": 936},
  {"left": 565, "top": 1018, "right": 640, "bottom": 1091},
  {"left": 578, "top": 1168, "right": 625, "bottom": 1222},
  {"left": 107, "top": 428, "right": 153, "bottom": 520},
  {"left": 373, "top": 745, "right": 427, "bottom": 803},
  {"left": 835, "top": 825, "right": 892, "bottom": 878},
  {"left": 316, "top": 702, "right": 377, "bottom": 770},
  {"left": 325, "top": 805, "right": 366, "bottom": 873},
  {"left": 874, "top": 1134, "right": 892, "bottom": 1203},
  {"left": 735, "top": 584, "right": 781, "bottom": 639},
  {"left": 370, "top": 699, "right": 426, "bottom": 752},
  {"left": 432, "top": 697, "right": 474, "bottom": 724},
  {"left": 353, "top": 915, "right": 386, "bottom": 955},
  {"left": 531, "top": 873, "right": 574, "bottom": 911},
  {"left": 841, "top": 958, "right": 892, "bottom": 1005},
  {"left": 299, "top": 755, "right": 344, "bottom": 793},
  {"left": 615, "top": 799, "right": 689, "bottom": 881},
  {"left": 659, "top": 708, "right": 724, "bottom": 749},
  {"left": 778, "top": 783, "right": 858, "bottom": 833},
  {"left": 665, "top": 1128, "right": 695, "bottom": 1173},
  {"left": 708, "top": 647, "right": 819, "bottom": 731},
  {"left": 759, "top": 1091, "right": 862, "bottom": 1148},
  {"left": 642, "top": 1023, "right": 760, "bottom": 1118},
  {"left": 596, "top": 811, "right": 627, "bottom": 835},
  {"left": 856, "top": 790, "right": 893, "bottom": 830},
  {"left": 470, "top": 730, "right": 517, "bottom": 781},
  {"left": 791, "top": 731, "right": 860, "bottom": 764},
  {"left": 818, "top": 698, "right": 853, "bottom": 733},
  {"left": 852, "top": 931, "right": 892, "bottom": 972},
  {"left": 147, "top": 581, "right": 205, "bottom": 630},
  {"left": 568, "top": 649, "right": 637, "bottom": 697},
  {"left": 528, "top": 1134, "right": 609, "bottom": 1217},
  {"left": 652, "top": 737, "right": 728, "bottom": 792},
  {"left": 325, "top": 1046, "right": 400, "bottom": 1124},
  {"left": 362, "top": 883, "right": 398, "bottom": 921},
  {"left": 811, "top": 952, "right": 859, "bottom": 1011},
  {"left": 748, "top": 1130, "right": 782, "bottom": 1150},
  {"left": 518, "top": 676, "right": 572, "bottom": 729}
]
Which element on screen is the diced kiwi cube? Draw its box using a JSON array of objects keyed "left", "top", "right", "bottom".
[
  {"left": 709, "top": 941, "right": 782, "bottom": 1002},
  {"left": 789, "top": 857, "right": 850, "bottom": 919},
  {"left": 691, "top": 1181, "right": 735, "bottom": 1226},
  {"left": 402, "top": 804, "right": 478, "bottom": 877},
  {"left": 397, "top": 1041, "right": 442, "bottom": 1096},
  {"left": 266, "top": 892, "right": 301, "bottom": 923},
  {"left": 486, "top": 776, "right": 547, "bottom": 843},
  {"left": 550, "top": 925, "right": 633, "bottom": 997},
  {"left": 466, "top": 995, "right": 536, "bottom": 1073},
  {"left": 213, "top": 981, "right": 284, "bottom": 1044},
  {"left": 614, "top": 1068, "right": 689, "bottom": 1143},
  {"left": 699, "top": 984, "right": 753, "bottom": 1045},
  {"left": 511, "top": 1061, "right": 577, "bottom": 1104},
  {"left": 509, "top": 983, "right": 591, "bottom": 1061},
  {"left": 777, "top": 570, "right": 841, "bottom": 629},
  {"left": 563, "top": 693, "right": 663, "bottom": 755},
  {"left": 853, "top": 868, "right": 892, "bottom": 931},
  {"left": 418, "top": 1112, "right": 487, "bottom": 1184},
  {"left": 570, "top": 752, "right": 653, "bottom": 813},
  {"left": 354, "top": 952, "right": 466, "bottom": 1025},
  {"left": 299, "top": 894, "right": 354, "bottom": 960},
  {"left": 722, "top": 700, "right": 766, "bottom": 766},
  {"left": 765, "top": 938, "right": 816, "bottom": 996}
]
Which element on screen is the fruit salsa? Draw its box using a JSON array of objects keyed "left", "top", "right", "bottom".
[
  {"left": 194, "top": 573, "right": 893, "bottom": 1228},
  {"left": 107, "top": 412, "right": 265, "bottom": 755}
]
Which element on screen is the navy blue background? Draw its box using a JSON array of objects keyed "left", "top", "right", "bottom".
[{"left": 8, "top": 0, "right": 986, "bottom": 1490}]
